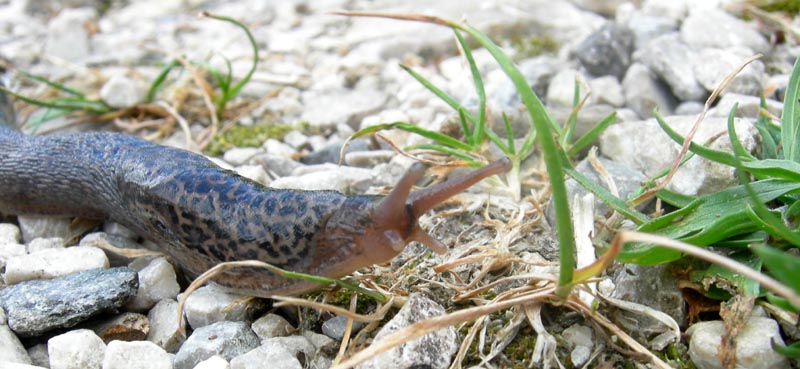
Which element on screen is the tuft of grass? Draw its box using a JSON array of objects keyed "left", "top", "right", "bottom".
[{"left": 6, "top": 12, "right": 259, "bottom": 137}]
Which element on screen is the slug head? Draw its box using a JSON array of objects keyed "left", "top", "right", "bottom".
[{"left": 345, "top": 158, "right": 512, "bottom": 270}]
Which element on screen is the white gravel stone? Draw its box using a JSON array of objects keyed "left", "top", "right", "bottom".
[
  {"left": 3, "top": 246, "right": 109, "bottom": 285},
  {"left": 48, "top": 329, "right": 106, "bottom": 369},
  {"left": 689, "top": 317, "right": 788, "bottom": 369},
  {"left": 229, "top": 344, "right": 300, "bottom": 369},
  {"left": 174, "top": 321, "right": 259, "bottom": 369},
  {"left": 562, "top": 324, "right": 593, "bottom": 367},
  {"left": 282, "top": 130, "right": 309, "bottom": 150},
  {"left": 44, "top": 7, "right": 95, "bottom": 63},
  {"left": 251, "top": 314, "right": 294, "bottom": 340},
  {"left": 546, "top": 69, "right": 582, "bottom": 107},
  {"left": 223, "top": 147, "right": 262, "bottom": 166},
  {"left": 0, "top": 243, "right": 27, "bottom": 270},
  {"left": 147, "top": 299, "right": 186, "bottom": 353},
  {"left": 126, "top": 257, "right": 180, "bottom": 312},
  {"left": 193, "top": 355, "right": 230, "bottom": 369},
  {"left": 680, "top": 8, "right": 769, "bottom": 53},
  {"left": 233, "top": 165, "right": 269, "bottom": 185},
  {"left": 588, "top": 75, "right": 625, "bottom": 107},
  {"left": 26, "top": 237, "right": 65, "bottom": 253},
  {"left": 99, "top": 75, "right": 145, "bottom": 109},
  {"left": 262, "top": 139, "right": 296, "bottom": 158},
  {"left": 101, "top": 340, "right": 173, "bottom": 369},
  {"left": 0, "top": 323, "right": 31, "bottom": 364},
  {"left": 181, "top": 284, "right": 259, "bottom": 329},
  {"left": 0, "top": 364, "right": 48, "bottom": 369},
  {"left": 692, "top": 47, "right": 765, "bottom": 96},
  {"left": 17, "top": 216, "right": 71, "bottom": 244},
  {"left": 601, "top": 115, "right": 758, "bottom": 196},
  {"left": 269, "top": 165, "right": 373, "bottom": 192},
  {"left": 0, "top": 223, "right": 22, "bottom": 244}
]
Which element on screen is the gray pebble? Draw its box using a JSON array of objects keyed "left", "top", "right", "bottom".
[
  {"left": 174, "top": 321, "right": 259, "bottom": 369},
  {"left": 0, "top": 267, "right": 138, "bottom": 337},
  {"left": 622, "top": 62, "right": 677, "bottom": 118},
  {"left": 322, "top": 315, "right": 363, "bottom": 341},
  {"left": 573, "top": 22, "right": 634, "bottom": 79},
  {"left": 251, "top": 313, "right": 294, "bottom": 340},
  {"left": 634, "top": 33, "right": 706, "bottom": 101},
  {"left": 357, "top": 294, "right": 457, "bottom": 369},
  {"left": 26, "top": 344, "right": 48, "bottom": 368},
  {"left": 17, "top": 216, "right": 71, "bottom": 244}
]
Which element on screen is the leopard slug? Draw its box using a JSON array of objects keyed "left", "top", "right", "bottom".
[{"left": 0, "top": 92, "right": 511, "bottom": 297}]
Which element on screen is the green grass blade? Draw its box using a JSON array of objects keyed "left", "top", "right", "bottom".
[
  {"left": 562, "top": 78, "right": 581, "bottom": 148},
  {"left": 727, "top": 103, "right": 756, "bottom": 160},
  {"left": 744, "top": 206, "right": 800, "bottom": 245},
  {"left": 752, "top": 244, "right": 800, "bottom": 293},
  {"left": 756, "top": 94, "right": 780, "bottom": 159},
  {"left": 401, "top": 64, "right": 478, "bottom": 126},
  {"left": 453, "top": 30, "right": 485, "bottom": 145},
  {"left": 0, "top": 86, "right": 110, "bottom": 113},
  {"left": 655, "top": 189, "right": 695, "bottom": 208},
  {"left": 201, "top": 12, "right": 260, "bottom": 117},
  {"left": 146, "top": 58, "right": 180, "bottom": 103},
  {"left": 567, "top": 111, "right": 616, "bottom": 157},
  {"left": 653, "top": 111, "right": 737, "bottom": 166},
  {"left": 741, "top": 159, "right": 800, "bottom": 181},
  {"left": 17, "top": 70, "right": 85, "bottom": 97},
  {"left": 502, "top": 112, "right": 515, "bottom": 155},
  {"left": 405, "top": 143, "right": 481, "bottom": 163},
  {"left": 350, "top": 121, "right": 475, "bottom": 152},
  {"left": 563, "top": 164, "right": 649, "bottom": 224},
  {"left": 621, "top": 179, "right": 800, "bottom": 264},
  {"left": 454, "top": 22, "right": 576, "bottom": 293},
  {"left": 781, "top": 56, "right": 800, "bottom": 162}
]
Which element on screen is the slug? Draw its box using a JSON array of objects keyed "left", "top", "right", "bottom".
[{"left": 0, "top": 92, "right": 511, "bottom": 297}]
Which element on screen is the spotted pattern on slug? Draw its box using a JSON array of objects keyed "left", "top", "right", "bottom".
[{"left": 0, "top": 94, "right": 511, "bottom": 297}]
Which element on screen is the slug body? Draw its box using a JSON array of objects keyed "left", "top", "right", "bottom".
[{"left": 0, "top": 94, "right": 510, "bottom": 297}]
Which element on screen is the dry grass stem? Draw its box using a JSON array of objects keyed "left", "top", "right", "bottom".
[
  {"left": 330, "top": 286, "right": 556, "bottom": 369},
  {"left": 155, "top": 101, "right": 194, "bottom": 150},
  {"left": 615, "top": 231, "right": 800, "bottom": 309}
]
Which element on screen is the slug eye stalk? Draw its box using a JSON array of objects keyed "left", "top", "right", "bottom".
[{"left": 374, "top": 157, "right": 512, "bottom": 256}]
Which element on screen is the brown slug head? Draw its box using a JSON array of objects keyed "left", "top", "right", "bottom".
[{"left": 342, "top": 157, "right": 512, "bottom": 271}]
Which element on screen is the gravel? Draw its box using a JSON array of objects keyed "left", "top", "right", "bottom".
[{"left": 0, "top": 0, "right": 795, "bottom": 367}]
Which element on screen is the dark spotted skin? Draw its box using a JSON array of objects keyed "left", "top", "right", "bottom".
[
  {"left": 0, "top": 122, "right": 383, "bottom": 295},
  {"left": 0, "top": 91, "right": 512, "bottom": 297}
]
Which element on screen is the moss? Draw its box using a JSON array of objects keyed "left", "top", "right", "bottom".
[
  {"left": 204, "top": 121, "right": 307, "bottom": 156},
  {"left": 510, "top": 35, "right": 559, "bottom": 60},
  {"left": 756, "top": 0, "right": 800, "bottom": 15}
]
